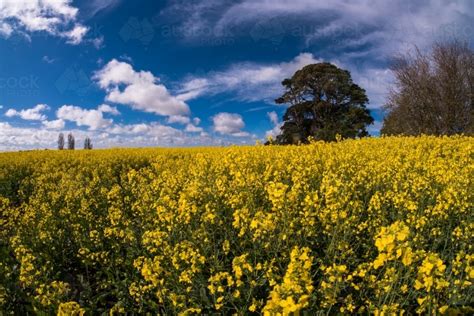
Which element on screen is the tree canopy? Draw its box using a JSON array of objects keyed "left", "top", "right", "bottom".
[{"left": 274, "top": 62, "right": 373, "bottom": 143}]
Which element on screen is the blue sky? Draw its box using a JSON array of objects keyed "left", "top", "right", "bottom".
[{"left": 0, "top": 0, "right": 472, "bottom": 150}]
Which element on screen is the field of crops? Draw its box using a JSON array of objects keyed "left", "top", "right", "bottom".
[{"left": 0, "top": 136, "right": 473, "bottom": 315}]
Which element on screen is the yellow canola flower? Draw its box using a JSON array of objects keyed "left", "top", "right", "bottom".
[
  {"left": 0, "top": 136, "right": 472, "bottom": 314},
  {"left": 57, "top": 301, "right": 85, "bottom": 316},
  {"left": 373, "top": 221, "right": 415, "bottom": 269},
  {"left": 415, "top": 253, "right": 448, "bottom": 293},
  {"left": 263, "top": 246, "right": 313, "bottom": 315}
]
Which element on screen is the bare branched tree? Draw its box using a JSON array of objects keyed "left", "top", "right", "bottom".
[{"left": 382, "top": 40, "right": 473, "bottom": 135}]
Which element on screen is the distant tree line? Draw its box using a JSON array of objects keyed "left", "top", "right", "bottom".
[
  {"left": 271, "top": 40, "right": 473, "bottom": 144},
  {"left": 52, "top": 41, "right": 471, "bottom": 148},
  {"left": 57, "top": 133, "right": 93, "bottom": 150}
]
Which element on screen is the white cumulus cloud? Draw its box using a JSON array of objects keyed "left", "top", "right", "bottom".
[
  {"left": 184, "top": 123, "right": 203, "bottom": 133},
  {"left": 42, "top": 119, "right": 65, "bottom": 130},
  {"left": 56, "top": 105, "right": 112, "bottom": 130},
  {"left": 94, "top": 59, "right": 190, "bottom": 117},
  {"left": 0, "top": 22, "right": 12, "bottom": 37},
  {"left": 98, "top": 104, "right": 121, "bottom": 115},
  {"left": 0, "top": 0, "right": 89, "bottom": 43},
  {"left": 212, "top": 112, "right": 249, "bottom": 137},
  {"left": 5, "top": 104, "right": 49, "bottom": 121},
  {"left": 167, "top": 115, "right": 190, "bottom": 125},
  {"left": 63, "top": 24, "right": 89, "bottom": 45}
]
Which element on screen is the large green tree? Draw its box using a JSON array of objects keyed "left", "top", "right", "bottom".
[{"left": 274, "top": 63, "right": 373, "bottom": 143}]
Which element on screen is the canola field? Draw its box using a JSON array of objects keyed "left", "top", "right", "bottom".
[{"left": 0, "top": 136, "right": 473, "bottom": 315}]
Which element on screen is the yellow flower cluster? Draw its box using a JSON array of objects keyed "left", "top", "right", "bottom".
[
  {"left": 373, "top": 221, "right": 414, "bottom": 268},
  {"left": 57, "top": 301, "right": 85, "bottom": 316},
  {"left": 263, "top": 247, "right": 313, "bottom": 315},
  {"left": 0, "top": 136, "right": 472, "bottom": 314},
  {"left": 415, "top": 253, "right": 448, "bottom": 293}
]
